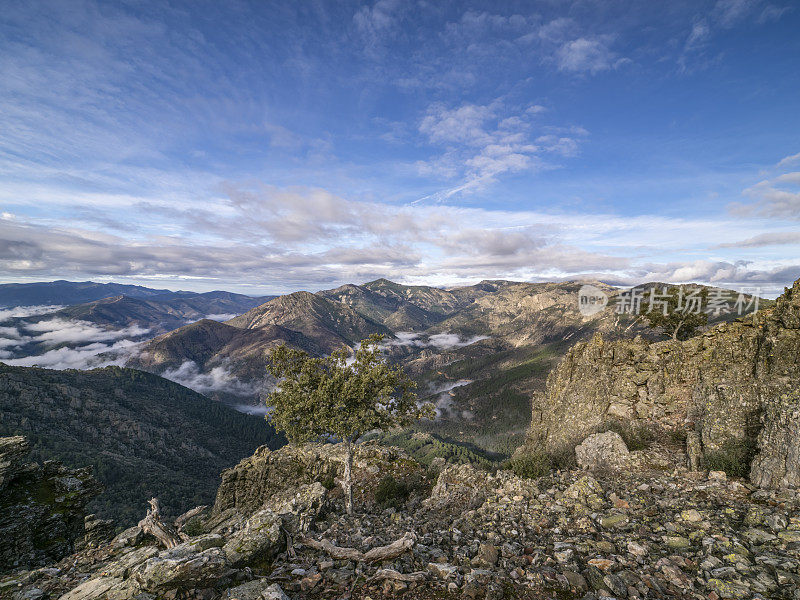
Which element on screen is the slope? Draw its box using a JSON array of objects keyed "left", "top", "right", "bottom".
[{"left": 0, "top": 364, "right": 282, "bottom": 526}]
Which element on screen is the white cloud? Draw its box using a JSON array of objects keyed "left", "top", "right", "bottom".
[
  {"left": 555, "top": 37, "right": 618, "bottom": 74},
  {"left": 730, "top": 157, "right": 800, "bottom": 219},
  {"left": 161, "top": 360, "right": 259, "bottom": 397},
  {"left": 714, "top": 0, "right": 761, "bottom": 27},
  {"left": 22, "top": 318, "right": 150, "bottom": 345},
  {"left": 205, "top": 313, "right": 238, "bottom": 322},
  {"left": 0, "top": 305, "right": 63, "bottom": 321},
  {"left": 388, "top": 332, "right": 489, "bottom": 349},
  {"left": 715, "top": 231, "right": 800, "bottom": 248},
  {"left": 777, "top": 152, "right": 800, "bottom": 168},
  {"left": 1, "top": 339, "right": 140, "bottom": 370},
  {"left": 416, "top": 100, "right": 584, "bottom": 198}
]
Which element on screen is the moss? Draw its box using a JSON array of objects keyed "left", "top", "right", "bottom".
[{"left": 319, "top": 474, "right": 336, "bottom": 490}]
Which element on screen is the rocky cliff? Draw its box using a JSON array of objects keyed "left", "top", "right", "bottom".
[
  {"left": 520, "top": 278, "right": 800, "bottom": 488},
  {"left": 0, "top": 436, "right": 102, "bottom": 574}
]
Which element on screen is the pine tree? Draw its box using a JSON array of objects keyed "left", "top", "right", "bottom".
[{"left": 266, "top": 334, "right": 434, "bottom": 514}]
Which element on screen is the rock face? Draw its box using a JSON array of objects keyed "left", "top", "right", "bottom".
[
  {"left": 0, "top": 436, "right": 102, "bottom": 574},
  {"left": 575, "top": 431, "right": 630, "bottom": 471},
  {"left": 750, "top": 391, "right": 800, "bottom": 488},
  {"left": 520, "top": 277, "right": 800, "bottom": 488}
]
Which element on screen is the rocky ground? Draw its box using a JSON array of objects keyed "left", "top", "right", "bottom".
[{"left": 2, "top": 438, "right": 799, "bottom": 600}]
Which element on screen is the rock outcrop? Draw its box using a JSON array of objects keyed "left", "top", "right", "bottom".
[
  {"left": 750, "top": 391, "right": 800, "bottom": 488},
  {"left": 213, "top": 441, "right": 420, "bottom": 516},
  {"left": 0, "top": 436, "right": 102, "bottom": 574},
  {"left": 519, "top": 277, "right": 800, "bottom": 488},
  {"left": 4, "top": 440, "right": 800, "bottom": 599}
]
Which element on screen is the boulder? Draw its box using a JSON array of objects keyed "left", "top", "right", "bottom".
[
  {"left": 132, "top": 546, "right": 228, "bottom": 591},
  {"left": 575, "top": 431, "right": 630, "bottom": 471},
  {"left": 222, "top": 509, "right": 284, "bottom": 567},
  {"left": 750, "top": 392, "right": 800, "bottom": 488},
  {"left": 213, "top": 442, "right": 415, "bottom": 516},
  {"left": 225, "top": 580, "right": 288, "bottom": 600}
]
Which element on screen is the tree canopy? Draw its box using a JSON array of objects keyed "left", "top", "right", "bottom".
[
  {"left": 266, "top": 334, "right": 433, "bottom": 444},
  {"left": 266, "top": 334, "right": 434, "bottom": 513},
  {"left": 640, "top": 286, "right": 709, "bottom": 341}
]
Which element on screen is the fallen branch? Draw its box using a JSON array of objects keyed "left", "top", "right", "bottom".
[
  {"left": 301, "top": 532, "right": 416, "bottom": 563},
  {"left": 368, "top": 569, "right": 427, "bottom": 583},
  {"left": 138, "top": 498, "right": 182, "bottom": 549},
  {"left": 363, "top": 533, "right": 416, "bottom": 563}
]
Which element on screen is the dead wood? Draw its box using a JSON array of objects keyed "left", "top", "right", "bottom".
[
  {"left": 138, "top": 497, "right": 182, "bottom": 549},
  {"left": 301, "top": 532, "right": 416, "bottom": 563}
]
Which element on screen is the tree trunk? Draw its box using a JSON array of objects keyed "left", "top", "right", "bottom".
[
  {"left": 343, "top": 438, "right": 354, "bottom": 515},
  {"left": 672, "top": 318, "right": 685, "bottom": 341}
]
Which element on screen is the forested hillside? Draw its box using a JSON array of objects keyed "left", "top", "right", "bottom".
[{"left": 0, "top": 364, "right": 283, "bottom": 526}]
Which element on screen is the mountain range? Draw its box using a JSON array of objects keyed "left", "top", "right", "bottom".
[
  {"left": 1, "top": 278, "right": 770, "bottom": 457},
  {"left": 128, "top": 278, "right": 768, "bottom": 454}
]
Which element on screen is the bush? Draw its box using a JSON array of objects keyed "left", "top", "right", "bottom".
[
  {"left": 319, "top": 474, "right": 337, "bottom": 490},
  {"left": 549, "top": 445, "right": 577, "bottom": 470},
  {"left": 374, "top": 475, "right": 410, "bottom": 509},
  {"left": 601, "top": 419, "right": 654, "bottom": 451},
  {"left": 181, "top": 517, "right": 206, "bottom": 537},
  {"left": 507, "top": 452, "right": 552, "bottom": 479},
  {"left": 701, "top": 437, "right": 757, "bottom": 478}
]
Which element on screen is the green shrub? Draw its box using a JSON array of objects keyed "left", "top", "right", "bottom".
[
  {"left": 549, "top": 445, "right": 577, "bottom": 470},
  {"left": 601, "top": 419, "right": 654, "bottom": 451},
  {"left": 701, "top": 437, "right": 757, "bottom": 478},
  {"left": 319, "top": 474, "right": 337, "bottom": 490},
  {"left": 507, "top": 452, "right": 552, "bottom": 479},
  {"left": 181, "top": 517, "right": 206, "bottom": 537},
  {"left": 374, "top": 475, "right": 410, "bottom": 509}
]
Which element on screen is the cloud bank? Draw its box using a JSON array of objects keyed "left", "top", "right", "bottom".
[
  {"left": 0, "top": 317, "right": 150, "bottom": 369},
  {"left": 389, "top": 332, "right": 489, "bottom": 349},
  {"left": 160, "top": 361, "right": 261, "bottom": 397}
]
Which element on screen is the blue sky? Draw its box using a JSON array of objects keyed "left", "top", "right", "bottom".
[{"left": 1, "top": 0, "right": 799, "bottom": 295}]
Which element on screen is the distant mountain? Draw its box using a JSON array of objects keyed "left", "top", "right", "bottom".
[
  {"left": 318, "top": 281, "right": 465, "bottom": 331},
  {"left": 128, "top": 278, "right": 772, "bottom": 456},
  {"left": 0, "top": 280, "right": 172, "bottom": 307},
  {"left": 0, "top": 363, "right": 282, "bottom": 526},
  {"left": 44, "top": 292, "right": 274, "bottom": 333},
  {"left": 129, "top": 318, "right": 325, "bottom": 381},
  {"left": 0, "top": 280, "right": 274, "bottom": 322},
  {"left": 227, "top": 291, "right": 390, "bottom": 350}
]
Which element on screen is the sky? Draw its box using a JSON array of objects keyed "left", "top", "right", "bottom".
[{"left": 1, "top": 0, "right": 799, "bottom": 296}]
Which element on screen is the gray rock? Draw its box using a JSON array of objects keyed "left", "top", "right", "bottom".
[
  {"left": 133, "top": 547, "right": 228, "bottom": 591},
  {"left": 575, "top": 431, "right": 630, "bottom": 471},
  {"left": 222, "top": 509, "right": 283, "bottom": 567},
  {"left": 0, "top": 435, "right": 102, "bottom": 573},
  {"left": 261, "top": 583, "right": 291, "bottom": 600}
]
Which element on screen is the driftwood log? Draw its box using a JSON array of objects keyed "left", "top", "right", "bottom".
[
  {"left": 301, "top": 532, "right": 416, "bottom": 563},
  {"left": 138, "top": 498, "right": 182, "bottom": 549}
]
